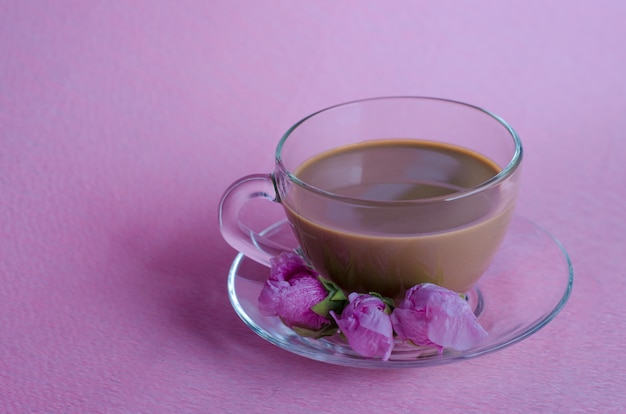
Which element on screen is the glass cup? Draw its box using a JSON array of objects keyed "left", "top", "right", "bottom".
[{"left": 218, "top": 97, "right": 522, "bottom": 298}]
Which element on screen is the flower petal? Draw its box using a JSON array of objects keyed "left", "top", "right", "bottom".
[
  {"left": 390, "top": 307, "right": 436, "bottom": 349},
  {"left": 269, "top": 252, "right": 316, "bottom": 282},
  {"left": 426, "top": 295, "right": 488, "bottom": 350},
  {"left": 258, "top": 279, "right": 289, "bottom": 316},
  {"left": 276, "top": 274, "right": 330, "bottom": 330}
]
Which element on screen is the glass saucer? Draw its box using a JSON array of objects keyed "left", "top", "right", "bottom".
[{"left": 227, "top": 216, "right": 574, "bottom": 368}]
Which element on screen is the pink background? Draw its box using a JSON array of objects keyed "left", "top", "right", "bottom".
[{"left": 1, "top": 1, "right": 625, "bottom": 412}]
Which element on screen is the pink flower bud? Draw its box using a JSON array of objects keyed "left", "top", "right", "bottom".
[
  {"left": 258, "top": 252, "right": 331, "bottom": 332},
  {"left": 391, "top": 283, "right": 488, "bottom": 352},
  {"left": 331, "top": 293, "right": 395, "bottom": 361}
]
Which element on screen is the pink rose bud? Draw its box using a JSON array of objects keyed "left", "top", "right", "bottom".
[
  {"left": 258, "top": 252, "right": 331, "bottom": 332},
  {"left": 391, "top": 283, "right": 488, "bottom": 352},
  {"left": 331, "top": 293, "right": 395, "bottom": 361}
]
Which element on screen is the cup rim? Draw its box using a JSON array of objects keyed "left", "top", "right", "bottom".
[{"left": 275, "top": 96, "right": 523, "bottom": 205}]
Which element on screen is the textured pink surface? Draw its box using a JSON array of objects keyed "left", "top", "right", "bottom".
[{"left": 1, "top": 1, "right": 625, "bottom": 412}]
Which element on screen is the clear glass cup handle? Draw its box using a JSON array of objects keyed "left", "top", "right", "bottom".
[{"left": 218, "top": 173, "right": 291, "bottom": 266}]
